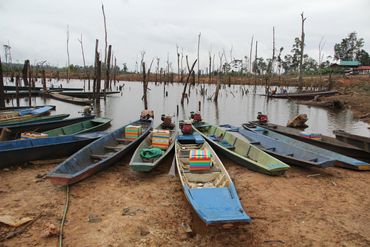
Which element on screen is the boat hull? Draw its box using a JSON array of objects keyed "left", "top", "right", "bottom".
[
  {"left": 47, "top": 119, "right": 153, "bottom": 186},
  {"left": 0, "top": 135, "right": 99, "bottom": 168}
]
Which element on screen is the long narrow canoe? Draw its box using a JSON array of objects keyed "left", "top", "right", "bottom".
[
  {"left": 4, "top": 85, "right": 83, "bottom": 91},
  {"left": 0, "top": 105, "right": 53, "bottom": 123},
  {"left": 0, "top": 105, "right": 56, "bottom": 111},
  {"left": 261, "top": 90, "right": 337, "bottom": 99},
  {"left": 0, "top": 132, "right": 106, "bottom": 168},
  {"left": 60, "top": 91, "right": 120, "bottom": 98},
  {"left": 47, "top": 119, "right": 153, "bottom": 186},
  {"left": 246, "top": 126, "right": 368, "bottom": 170},
  {"left": 175, "top": 133, "right": 251, "bottom": 226},
  {"left": 49, "top": 92, "right": 92, "bottom": 105},
  {"left": 43, "top": 117, "right": 112, "bottom": 137},
  {"left": 0, "top": 114, "right": 69, "bottom": 127},
  {"left": 252, "top": 122, "right": 370, "bottom": 161},
  {"left": 130, "top": 124, "right": 177, "bottom": 172},
  {"left": 193, "top": 122, "right": 289, "bottom": 175},
  {"left": 333, "top": 130, "right": 370, "bottom": 153},
  {"left": 0, "top": 115, "right": 94, "bottom": 138},
  {"left": 239, "top": 127, "right": 370, "bottom": 170}
]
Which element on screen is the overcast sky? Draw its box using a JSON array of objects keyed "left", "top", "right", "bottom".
[{"left": 1, "top": 0, "right": 369, "bottom": 71}]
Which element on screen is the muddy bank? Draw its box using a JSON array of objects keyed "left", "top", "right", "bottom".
[{"left": 1, "top": 154, "right": 370, "bottom": 246}]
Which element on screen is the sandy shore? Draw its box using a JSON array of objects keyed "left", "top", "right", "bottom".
[{"left": 1, "top": 152, "right": 370, "bottom": 247}]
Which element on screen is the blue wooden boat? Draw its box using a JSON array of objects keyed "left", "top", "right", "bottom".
[
  {"left": 251, "top": 126, "right": 370, "bottom": 171},
  {"left": 0, "top": 114, "right": 69, "bottom": 127},
  {"left": 175, "top": 133, "right": 251, "bottom": 226},
  {"left": 0, "top": 105, "right": 53, "bottom": 123},
  {"left": 1, "top": 115, "right": 94, "bottom": 134},
  {"left": 252, "top": 122, "right": 370, "bottom": 162},
  {"left": 193, "top": 122, "right": 290, "bottom": 176},
  {"left": 0, "top": 132, "right": 106, "bottom": 168},
  {"left": 47, "top": 119, "right": 153, "bottom": 186},
  {"left": 232, "top": 125, "right": 336, "bottom": 168}
]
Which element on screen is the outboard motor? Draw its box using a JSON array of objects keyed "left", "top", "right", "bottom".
[
  {"left": 190, "top": 111, "right": 202, "bottom": 123},
  {"left": 180, "top": 120, "right": 193, "bottom": 135},
  {"left": 257, "top": 112, "right": 268, "bottom": 123}
]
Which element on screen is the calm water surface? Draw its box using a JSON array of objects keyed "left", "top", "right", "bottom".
[{"left": 5, "top": 79, "right": 370, "bottom": 137}]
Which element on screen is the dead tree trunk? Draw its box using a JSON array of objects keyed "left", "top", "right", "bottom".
[
  {"left": 15, "top": 74, "right": 20, "bottom": 107},
  {"left": 96, "top": 59, "right": 101, "bottom": 104},
  {"left": 22, "top": 60, "right": 29, "bottom": 86},
  {"left": 105, "top": 45, "right": 112, "bottom": 100},
  {"left": 0, "top": 56, "right": 4, "bottom": 108},
  {"left": 78, "top": 34, "right": 88, "bottom": 91},
  {"left": 180, "top": 57, "right": 197, "bottom": 105},
  {"left": 28, "top": 62, "right": 32, "bottom": 106},
  {"left": 66, "top": 25, "right": 70, "bottom": 82},
  {"left": 197, "top": 33, "right": 201, "bottom": 84},
  {"left": 102, "top": 4, "right": 108, "bottom": 65},
  {"left": 298, "top": 12, "right": 307, "bottom": 91},
  {"left": 142, "top": 62, "right": 148, "bottom": 109},
  {"left": 249, "top": 35, "right": 254, "bottom": 74},
  {"left": 177, "top": 45, "right": 180, "bottom": 82},
  {"left": 93, "top": 39, "right": 99, "bottom": 100}
]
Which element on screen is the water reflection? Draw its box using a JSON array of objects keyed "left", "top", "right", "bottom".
[{"left": 4, "top": 78, "right": 370, "bottom": 137}]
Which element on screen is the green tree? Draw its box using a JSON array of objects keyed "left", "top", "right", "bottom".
[
  {"left": 357, "top": 49, "right": 370, "bottom": 65},
  {"left": 334, "top": 32, "right": 364, "bottom": 61}
]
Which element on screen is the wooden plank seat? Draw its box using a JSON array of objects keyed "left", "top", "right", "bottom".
[
  {"left": 115, "top": 138, "right": 132, "bottom": 144},
  {"left": 90, "top": 154, "right": 109, "bottom": 160},
  {"left": 104, "top": 145, "right": 124, "bottom": 151}
]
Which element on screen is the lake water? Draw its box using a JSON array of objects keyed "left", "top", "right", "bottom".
[{"left": 4, "top": 78, "right": 370, "bottom": 137}]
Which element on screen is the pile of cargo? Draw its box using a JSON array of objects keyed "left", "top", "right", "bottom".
[
  {"left": 125, "top": 125, "right": 143, "bottom": 140},
  {"left": 152, "top": 129, "right": 171, "bottom": 149},
  {"left": 189, "top": 149, "right": 212, "bottom": 171}
]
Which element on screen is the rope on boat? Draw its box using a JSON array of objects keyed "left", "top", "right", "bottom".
[{"left": 59, "top": 185, "right": 70, "bottom": 247}]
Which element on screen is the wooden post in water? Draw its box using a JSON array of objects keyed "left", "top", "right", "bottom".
[
  {"left": 28, "top": 62, "right": 32, "bottom": 106},
  {"left": 176, "top": 105, "right": 179, "bottom": 116},
  {"left": 96, "top": 59, "right": 101, "bottom": 104},
  {"left": 93, "top": 39, "right": 99, "bottom": 101},
  {"left": 198, "top": 101, "right": 201, "bottom": 111},
  {"left": 15, "top": 74, "right": 20, "bottom": 107},
  {"left": 104, "top": 45, "right": 112, "bottom": 100},
  {"left": 142, "top": 62, "right": 148, "bottom": 109},
  {"left": 0, "top": 56, "right": 5, "bottom": 108},
  {"left": 22, "top": 60, "right": 29, "bottom": 86},
  {"left": 181, "top": 57, "right": 197, "bottom": 105},
  {"left": 298, "top": 12, "right": 307, "bottom": 92}
]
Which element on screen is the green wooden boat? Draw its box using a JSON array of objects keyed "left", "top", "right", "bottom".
[
  {"left": 193, "top": 122, "right": 290, "bottom": 176},
  {"left": 43, "top": 117, "right": 112, "bottom": 137},
  {"left": 0, "top": 114, "right": 69, "bottom": 127},
  {"left": 129, "top": 124, "right": 177, "bottom": 172}
]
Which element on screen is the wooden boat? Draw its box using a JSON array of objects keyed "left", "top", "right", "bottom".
[
  {"left": 47, "top": 119, "right": 153, "bottom": 186},
  {"left": 0, "top": 105, "right": 56, "bottom": 111},
  {"left": 129, "top": 124, "right": 177, "bottom": 172},
  {"left": 0, "top": 114, "right": 69, "bottom": 127},
  {"left": 49, "top": 92, "right": 92, "bottom": 105},
  {"left": 240, "top": 127, "right": 370, "bottom": 170},
  {"left": 334, "top": 130, "right": 370, "bottom": 153},
  {"left": 0, "top": 132, "right": 106, "bottom": 168},
  {"left": 193, "top": 122, "right": 289, "bottom": 175},
  {"left": 0, "top": 115, "right": 94, "bottom": 138},
  {"left": 4, "top": 85, "right": 83, "bottom": 91},
  {"left": 0, "top": 105, "right": 53, "bottom": 123},
  {"left": 252, "top": 122, "right": 370, "bottom": 162},
  {"left": 42, "top": 117, "right": 112, "bottom": 137},
  {"left": 175, "top": 133, "right": 251, "bottom": 225},
  {"left": 261, "top": 90, "right": 337, "bottom": 99},
  {"left": 60, "top": 91, "right": 120, "bottom": 98}
]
